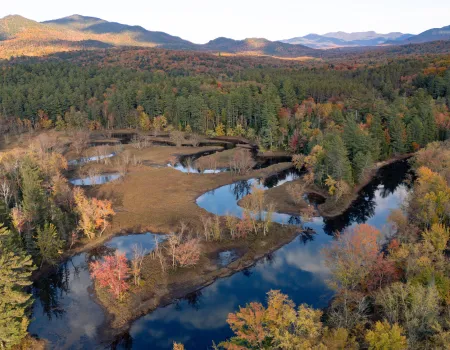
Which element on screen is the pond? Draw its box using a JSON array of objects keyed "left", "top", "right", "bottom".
[{"left": 29, "top": 160, "right": 411, "bottom": 349}]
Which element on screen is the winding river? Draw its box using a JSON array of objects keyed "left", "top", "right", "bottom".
[{"left": 29, "top": 160, "right": 411, "bottom": 349}]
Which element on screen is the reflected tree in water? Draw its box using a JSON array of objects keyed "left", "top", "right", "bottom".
[
  {"left": 33, "top": 261, "right": 71, "bottom": 320},
  {"left": 231, "top": 180, "right": 252, "bottom": 200},
  {"left": 110, "top": 331, "right": 133, "bottom": 350},
  {"left": 184, "top": 290, "right": 203, "bottom": 310},
  {"left": 322, "top": 160, "right": 410, "bottom": 235}
]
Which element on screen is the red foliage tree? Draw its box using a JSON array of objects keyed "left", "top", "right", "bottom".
[{"left": 90, "top": 252, "right": 130, "bottom": 300}]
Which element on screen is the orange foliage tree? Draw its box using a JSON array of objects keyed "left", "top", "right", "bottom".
[
  {"left": 73, "top": 187, "right": 115, "bottom": 239},
  {"left": 323, "top": 224, "right": 382, "bottom": 292}
]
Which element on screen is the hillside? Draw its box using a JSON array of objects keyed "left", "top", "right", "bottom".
[
  {"left": 402, "top": 25, "right": 450, "bottom": 44},
  {"left": 0, "top": 14, "right": 317, "bottom": 59},
  {"left": 201, "top": 37, "right": 318, "bottom": 57},
  {"left": 282, "top": 31, "right": 414, "bottom": 49},
  {"left": 0, "top": 14, "right": 449, "bottom": 59}
]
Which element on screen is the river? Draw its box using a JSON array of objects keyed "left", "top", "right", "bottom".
[{"left": 28, "top": 160, "right": 411, "bottom": 349}]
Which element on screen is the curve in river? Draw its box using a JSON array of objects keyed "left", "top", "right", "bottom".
[{"left": 28, "top": 160, "right": 411, "bottom": 349}]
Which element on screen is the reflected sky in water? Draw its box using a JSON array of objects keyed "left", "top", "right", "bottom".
[
  {"left": 68, "top": 153, "right": 116, "bottom": 166},
  {"left": 29, "top": 161, "right": 411, "bottom": 349},
  {"left": 124, "top": 161, "right": 411, "bottom": 349},
  {"left": 28, "top": 233, "right": 163, "bottom": 349},
  {"left": 70, "top": 173, "right": 122, "bottom": 186}
]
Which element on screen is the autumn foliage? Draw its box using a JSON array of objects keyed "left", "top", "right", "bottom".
[
  {"left": 73, "top": 187, "right": 115, "bottom": 239},
  {"left": 90, "top": 252, "right": 130, "bottom": 301}
]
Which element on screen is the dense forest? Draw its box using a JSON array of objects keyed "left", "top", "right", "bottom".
[{"left": 1, "top": 51, "right": 449, "bottom": 187}]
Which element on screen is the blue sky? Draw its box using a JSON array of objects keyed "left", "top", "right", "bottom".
[{"left": 2, "top": 0, "right": 450, "bottom": 44}]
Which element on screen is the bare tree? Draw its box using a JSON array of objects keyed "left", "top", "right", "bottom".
[
  {"left": 229, "top": 149, "right": 254, "bottom": 175},
  {"left": 131, "top": 244, "right": 146, "bottom": 286},
  {"left": 170, "top": 131, "right": 185, "bottom": 147},
  {"left": 190, "top": 134, "right": 201, "bottom": 147},
  {"left": 167, "top": 233, "right": 181, "bottom": 268},
  {"left": 72, "top": 131, "right": 90, "bottom": 156},
  {"left": 225, "top": 214, "right": 239, "bottom": 239},
  {"left": 0, "top": 178, "right": 13, "bottom": 207},
  {"left": 200, "top": 215, "right": 212, "bottom": 241},
  {"left": 287, "top": 183, "right": 308, "bottom": 205}
]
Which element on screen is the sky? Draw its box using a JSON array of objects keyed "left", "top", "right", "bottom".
[{"left": 2, "top": 0, "right": 450, "bottom": 44}]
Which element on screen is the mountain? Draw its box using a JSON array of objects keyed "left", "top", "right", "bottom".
[
  {"left": 323, "top": 31, "right": 406, "bottom": 41},
  {"left": 0, "top": 14, "right": 449, "bottom": 59},
  {"left": 282, "top": 34, "right": 348, "bottom": 49},
  {"left": 400, "top": 25, "right": 450, "bottom": 44},
  {"left": 0, "top": 14, "right": 318, "bottom": 59},
  {"left": 281, "top": 31, "right": 414, "bottom": 49},
  {"left": 201, "top": 37, "right": 318, "bottom": 57},
  {"left": 43, "top": 14, "right": 194, "bottom": 48}
]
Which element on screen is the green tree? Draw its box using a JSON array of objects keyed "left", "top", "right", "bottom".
[
  {"left": 323, "top": 132, "right": 353, "bottom": 185},
  {"left": 36, "top": 223, "right": 64, "bottom": 267},
  {"left": 0, "top": 224, "right": 35, "bottom": 349},
  {"left": 388, "top": 116, "right": 406, "bottom": 155}
]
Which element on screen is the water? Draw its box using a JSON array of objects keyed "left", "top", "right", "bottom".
[
  {"left": 28, "top": 233, "right": 165, "bottom": 349},
  {"left": 68, "top": 153, "right": 116, "bottom": 166},
  {"left": 217, "top": 250, "right": 239, "bottom": 267},
  {"left": 167, "top": 162, "right": 227, "bottom": 174},
  {"left": 29, "top": 160, "right": 411, "bottom": 349},
  {"left": 125, "top": 160, "right": 411, "bottom": 349},
  {"left": 70, "top": 173, "right": 122, "bottom": 186},
  {"left": 196, "top": 168, "right": 302, "bottom": 224}
]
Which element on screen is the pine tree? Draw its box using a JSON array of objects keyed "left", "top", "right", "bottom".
[
  {"left": 406, "top": 117, "right": 424, "bottom": 151},
  {"left": 281, "top": 79, "right": 296, "bottom": 109},
  {"left": 0, "top": 224, "right": 35, "bottom": 349},
  {"left": 323, "top": 132, "right": 353, "bottom": 186},
  {"left": 36, "top": 223, "right": 64, "bottom": 267},
  {"left": 388, "top": 116, "right": 406, "bottom": 155},
  {"left": 20, "top": 158, "right": 46, "bottom": 226}
]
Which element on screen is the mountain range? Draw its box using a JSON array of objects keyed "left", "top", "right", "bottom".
[{"left": 0, "top": 14, "right": 449, "bottom": 59}]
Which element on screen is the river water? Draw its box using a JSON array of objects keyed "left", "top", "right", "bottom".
[{"left": 28, "top": 160, "right": 411, "bottom": 349}]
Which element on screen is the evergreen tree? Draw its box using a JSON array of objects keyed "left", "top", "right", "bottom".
[
  {"left": 323, "top": 132, "right": 353, "bottom": 185},
  {"left": 388, "top": 116, "right": 406, "bottom": 155},
  {"left": 281, "top": 79, "right": 296, "bottom": 110},
  {"left": 0, "top": 224, "right": 35, "bottom": 349},
  {"left": 36, "top": 223, "right": 64, "bottom": 267},
  {"left": 406, "top": 117, "right": 424, "bottom": 150}
]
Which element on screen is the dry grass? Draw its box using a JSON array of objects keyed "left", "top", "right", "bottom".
[
  {"left": 91, "top": 160, "right": 293, "bottom": 234},
  {"left": 195, "top": 147, "right": 254, "bottom": 169}
]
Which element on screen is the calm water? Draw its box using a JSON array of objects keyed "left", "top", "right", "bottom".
[
  {"left": 70, "top": 173, "right": 122, "bottom": 186},
  {"left": 68, "top": 153, "right": 116, "bottom": 166},
  {"left": 28, "top": 233, "right": 165, "bottom": 349},
  {"left": 29, "top": 160, "right": 411, "bottom": 349}
]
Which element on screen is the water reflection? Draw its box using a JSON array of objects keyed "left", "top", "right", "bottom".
[
  {"left": 323, "top": 160, "right": 412, "bottom": 234},
  {"left": 30, "top": 160, "right": 411, "bottom": 349},
  {"left": 68, "top": 153, "right": 116, "bottom": 166},
  {"left": 29, "top": 233, "right": 164, "bottom": 349},
  {"left": 123, "top": 161, "right": 410, "bottom": 349},
  {"left": 70, "top": 173, "right": 121, "bottom": 186}
]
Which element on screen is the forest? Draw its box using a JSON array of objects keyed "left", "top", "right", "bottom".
[{"left": 0, "top": 48, "right": 450, "bottom": 349}]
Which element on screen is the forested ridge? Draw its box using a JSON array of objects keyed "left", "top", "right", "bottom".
[{"left": 1, "top": 52, "right": 449, "bottom": 185}]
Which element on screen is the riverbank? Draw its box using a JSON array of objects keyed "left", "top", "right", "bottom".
[{"left": 251, "top": 154, "right": 413, "bottom": 219}]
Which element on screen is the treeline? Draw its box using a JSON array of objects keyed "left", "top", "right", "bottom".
[{"left": 1, "top": 57, "right": 449, "bottom": 192}]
